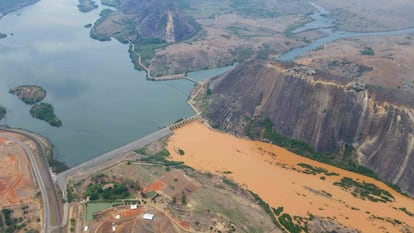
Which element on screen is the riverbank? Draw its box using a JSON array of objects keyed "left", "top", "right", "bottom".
[{"left": 166, "top": 121, "right": 414, "bottom": 232}]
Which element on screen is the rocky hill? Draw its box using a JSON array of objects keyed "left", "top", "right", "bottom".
[
  {"left": 92, "top": 0, "right": 200, "bottom": 43},
  {"left": 197, "top": 61, "right": 414, "bottom": 195},
  {"left": 120, "top": 0, "right": 199, "bottom": 42}
]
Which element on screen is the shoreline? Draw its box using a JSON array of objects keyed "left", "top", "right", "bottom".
[
  {"left": 0, "top": 0, "right": 39, "bottom": 20},
  {"left": 166, "top": 121, "right": 414, "bottom": 232}
]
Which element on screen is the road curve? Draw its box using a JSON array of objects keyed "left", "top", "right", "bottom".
[
  {"left": 0, "top": 127, "right": 62, "bottom": 233},
  {"left": 0, "top": 133, "right": 51, "bottom": 233}
]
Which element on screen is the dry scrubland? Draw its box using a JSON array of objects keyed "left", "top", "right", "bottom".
[
  {"left": 296, "top": 34, "right": 414, "bottom": 93},
  {"left": 70, "top": 146, "right": 277, "bottom": 233},
  {"left": 167, "top": 122, "right": 414, "bottom": 233},
  {"left": 313, "top": 0, "right": 414, "bottom": 31},
  {"left": 0, "top": 134, "right": 42, "bottom": 233},
  {"left": 148, "top": 13, "right": 308, "bottom": 77}
]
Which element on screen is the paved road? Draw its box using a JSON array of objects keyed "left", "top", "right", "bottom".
[
  {"left": 0, "top": 127, "right": 62, "bottom": 233},
  {"left": 57, "top": 127, "right": 172, "bottom": 181},
  {"left": 0, "top": 132, "right": 51, "bottom": 233}
]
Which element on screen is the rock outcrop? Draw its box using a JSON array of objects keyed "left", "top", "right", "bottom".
[
  {"left": 119, "top": 0, "right": 199, "bottom": 42},
  {"left": 200, "top": 61, "right": 414, "bottom": 195}
]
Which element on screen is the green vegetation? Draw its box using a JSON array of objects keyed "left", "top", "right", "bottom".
[
  {"left": 398, "top": 207, "right": 414, "bottom": 217},
  {"left": 0, "top": 208, "right": 32, "bottom": 233},
  {"left": 101, "top": 0, "right": 120, "bottom": 8},
  {"left": 0, "top": 32, "right": 7, "bottom": 39},
  {"left": 30, "top": 103, "right": 62, "bottom": 127},
  {"left": 86, "top": 203, "right": 113, "bottom": 221},
  {"left": 278, "top": 213, "right": 306, "bottom": 233},
  {"left": 256, "top": 44, "right": 275, "bottom": 60},
  {"left": 178, "top": 149, "right": 185, "bottom": 155},
  {"left": 9, "top": 85, "right": 46, "bottom": 105},
  {"left": 45, "top": 147, "right": 68, "bottom": 173},
  {"left": 273, "top": 207, "right": 284, "bottom": 216},
  {"left": 140, "top": 149, "right": 188, "bottom": 169},
  {"left": 84, "top": 182, "right": 130, "bottom": 201},
  {"left": 297, "top": 163, "right": 339, "bottom": 176},
  {"left": 248, "top": 117, "right": 388, "bottom": 182},
  {"left": 132, "top": 39, "right": 168, "bottom": 65},
  {"left": 230, "top": 46, "right": 253, "bottom": 63},
  {"left": 249, "top": 191, "right": 283, "bottom": 230},
  {"left": 360, "top": 47, "right": 375, "bottom": 56},
  {"left": 206, "top": 84, "right": 212, "bottom": 96},
  {"left": 370, "top": 215, "right": 404, "bottom": 226},
  {"left": 0, "top": 105, "right": 6, "bottom": 120},
  {"left": 134, "top": 147, "right": 147, "bottom": 155},
  {"left": 333, "top": 177, "right": 394, "bottom": 203},
  {"left": 77, "top": 0, "right": 98, "bottom": 13},
  {"left": 222, "top": 177, "right": 239, "bottom": 190}
]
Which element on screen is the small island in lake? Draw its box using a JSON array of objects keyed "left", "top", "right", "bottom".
[
  {"left": 0, "top": 32, "right": 6, "bottom": 39},
  {"left": 77, "top": 0, "right": 98, "bottom": 13},
  {"left": 9, "top": 85, "right": 46, "bottom": 105},
  {"left": 84, "top": 23, "right": 92, "bottom": 28},
  {"left": 30, "top": 103, "right": 62, "bottom": 127},
  {"left": 0, "top": 105, "right": 6, "bottom": 120}
]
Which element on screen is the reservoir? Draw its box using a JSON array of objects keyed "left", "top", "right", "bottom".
[
  {"left": 0, "top": 0, "right": 231, "bottom": 166},
  {"left": 1, "top": 0, "right": 413, "bottom": 167}
]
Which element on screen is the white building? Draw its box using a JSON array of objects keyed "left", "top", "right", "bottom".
[{"left": 143, "top": 213, "right": 154, "bottom": 220}]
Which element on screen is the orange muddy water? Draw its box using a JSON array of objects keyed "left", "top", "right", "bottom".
[{"left": 167, "top": 122, "right": 414, "bottom": 232}]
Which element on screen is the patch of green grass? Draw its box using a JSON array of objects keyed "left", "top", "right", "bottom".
[
  {"left": 398, "top": 207, "right": 414, "bottom": 217},
  {"left": 333, "top": 177, "right": 394, "bottom": 203},
  {"left": 278, "top": 213, "right": 306, "bottom": 233},
  {"left": 297, "top": 163, "right": 339, "bottom": 176},
  {"left": 273, "top": 207, "right": 284, "bottom": 216},
  {"left": 360, "top": 47, "right": 375, "bottom": 56},
  {"left": 134, "top": 147, "right": 147, "bottom": 155},
  {"left": 140, "top": 149, "right": 188, "bottom": 169}
]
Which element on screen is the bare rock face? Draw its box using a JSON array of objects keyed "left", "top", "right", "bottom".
[
  {"left": 201, "top": 61, "right": 414, "bottom": 195},
  {"left": 120, "top": 0, "right": 200, "bottom": 42}
]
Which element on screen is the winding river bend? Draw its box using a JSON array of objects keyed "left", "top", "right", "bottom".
[
  {"left": 277, "top": 2, "right": 414, "bottom": 61},
  {"left": 1, "top": 0, "right": 413, "bottom": 167}
]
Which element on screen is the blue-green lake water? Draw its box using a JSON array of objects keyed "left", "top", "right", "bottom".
[{"left": 0, "top": 0, "right": 232, "bottom": 166}]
